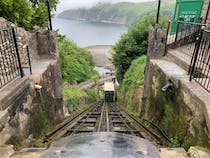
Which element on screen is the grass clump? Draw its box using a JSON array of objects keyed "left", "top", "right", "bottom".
[{"left": 118, "top": 55, "right": 146, "bottom": 115}]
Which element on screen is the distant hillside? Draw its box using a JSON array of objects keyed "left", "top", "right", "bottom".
[{"left": 58, "top": 0, "right": 175, "bottom": 25}]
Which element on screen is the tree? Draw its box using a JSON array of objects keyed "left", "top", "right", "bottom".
[
  {"left": 0, "top": 0, "right": 58, "bottom": 30},
  {"left": 30, "top": 0, "right": 58, "bottom": 29},
  {"left": 112, "top": 14, "right": 168, "bottom": 83},
  {"left": 58, "top": 35, "right": 97, "bottom": 84},
  {"left": 0, "top": 0, "right": 33, "bottom": 30}
]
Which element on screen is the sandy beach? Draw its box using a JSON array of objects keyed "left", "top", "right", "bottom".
[{"left": 85, "top": 45, "right": 114, "bottom": 69}]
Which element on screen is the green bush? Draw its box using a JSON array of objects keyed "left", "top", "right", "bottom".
[
  {"left": 58, "top": 35, "right": 98, "bottom": 107},
  {"left": 63, "top": 82, "right": 96, "bottom": 110},
  {"left": 58, "top": 35, "right": 97, "bottom": 84},
  {"left": 170, "top": 136, "right": 181, "bottom": 147},
  {"left": 84, "top": 89, "right": 97, "bottom": 102},
  {"left": 112, "top": 14, "right": 168, "bottom": 83},
  {"left": 0, "top": 0, "right": 58, "bottom": 30},
  {"left": 119, "top": 55, "right": 146, "bottom": 115}
]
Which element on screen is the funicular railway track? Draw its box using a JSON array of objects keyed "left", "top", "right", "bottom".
[{"left": 44, "top": 101, "right": 164, "bottom": 146}]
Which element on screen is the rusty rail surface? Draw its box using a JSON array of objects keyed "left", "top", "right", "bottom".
[
  {"left": 44, "top": 101, "right": 166, "bottom": 146},
  {"left": 44, "top": 101, "right": 103, "bottom": 142}
]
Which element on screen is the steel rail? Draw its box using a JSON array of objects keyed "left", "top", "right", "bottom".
[
  {"left": 118, "top": 106, "right": 162, "bottom": 143},
  {"left": 44, "top": 101, "right": 102, "bottom": 141},
  {"left": 97, "top": 103, "right": 105, "bottom": 132},
  {"left": 44, "top": 101, "right": 167, "bottom": 147},
  {"left": 70, "top": 103, "right": 102, "bottom": 135},
  {"left": 110, "top": 103, "right": 135, "bottom": 136},
  {"left": 121, "top": 108, "right": 161, "bottom": 140},
  {"left": 106, "top": 104, "right": 110, "bottom": 132}
]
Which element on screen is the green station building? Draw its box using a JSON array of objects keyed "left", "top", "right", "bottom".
[{"left": 171, "top": 0, "right": 204, "bottom": 33}]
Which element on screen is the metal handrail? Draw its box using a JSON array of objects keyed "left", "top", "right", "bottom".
[
  {"left": 165, "top": 20, "right": 210, "bottom": 93},
  {"left": 177, "top": 20, "right": 210, "bottom": 27}
]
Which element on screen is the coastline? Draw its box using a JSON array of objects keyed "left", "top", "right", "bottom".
[
  {"left": 84, "top": 45, "right": 113, "bottom": 49},
  {"left": 85, "top": 45, "right": 114, "bottom": 69},
  {"left": 57, "top": 16, "right": 129, "bottom": 26}
]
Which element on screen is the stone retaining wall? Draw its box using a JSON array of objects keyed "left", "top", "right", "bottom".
[
  {"left": 0, "top": 60, "right": 63, "bottom": 146},
  {"left": 143, "top": 59, "right": 210, "bottom": 149},
  {"left": 0, "top": 17, "right": 57, "bottom": 71},
  {"left": 142, "top": 28, "right": 210, "bottom": 150},
  {"left": 0, "top": 17, "right": 64, "bottom": 146}
]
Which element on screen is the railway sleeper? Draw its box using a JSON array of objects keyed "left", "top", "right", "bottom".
[
  {"left": 120, "top": 111, "right": 162, "bottom": 142},
  {"left": 109, "top": 113, "right": 123, "bottom": 115},
  {"left": 78, "top": 120, "right": 97, "bottom": 124},
  {"left": 111, "top": 115, "right": 125, "bottom": 119},
  {"left": 64, "top": 129, "right": 94, "bottom": 136},
  {"left": 111, "top": 120, "right": 131, "bottom": 124},
  {"left": 72, "top": 123, "right": 96, "bottom": 128},
  {"left": 87, "top": 112, "right": 101, "bottom": 115}
]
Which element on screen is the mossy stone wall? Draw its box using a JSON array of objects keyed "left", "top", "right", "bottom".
[
  {"left": 142, "top": 62, "right": 210, "bottom": 150},
  {"left": 30, "top": 61, "right": 64, "bottom": 139}
]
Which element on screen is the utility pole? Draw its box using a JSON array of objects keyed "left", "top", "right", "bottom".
[
  {"left": 155, "top": 0, "right": 161, "bottom": 39},
  {"left": 204, "top": 1, "right": 210, "bottom": 24},
  {"left": 46, "top": 0, "right": 52, "bottom": 30},
  {"left": 156, "top": 0, "right": 161, "bottom": 25}
]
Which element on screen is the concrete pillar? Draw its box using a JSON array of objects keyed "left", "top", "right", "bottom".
[
  {"left": 36, "top": 30, "right": 58, "bottom": 59},
  {"left": 147, "top": 28, "right": 167, "bottom": 58}
]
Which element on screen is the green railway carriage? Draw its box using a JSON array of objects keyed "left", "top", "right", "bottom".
[{"left": 104, "top": 82, "right": 115, "bottom": 102}]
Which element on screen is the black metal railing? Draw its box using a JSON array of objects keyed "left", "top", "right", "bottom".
[
  {"left": 165, "top": 21, "right": 210, "bottom": 92},
  {"left": 26, "top": 45, "right": 32, "bottom": 75},
  {"left": 189, "top": 30, "right": 210, "bottom": 92},
  {"left": 166, "top": 21, "right": 208, "bottom": 55},
  {"left": 0, "top": 28, "right": 24, "bottom": 88}
]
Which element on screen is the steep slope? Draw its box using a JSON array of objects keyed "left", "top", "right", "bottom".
[{"left": 118, "top": 55, "right": 146, "bottom": 115}]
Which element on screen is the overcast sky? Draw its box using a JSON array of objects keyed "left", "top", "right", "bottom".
[{"left": 56, "top": 0, "right": 155, "bottom": 13}]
